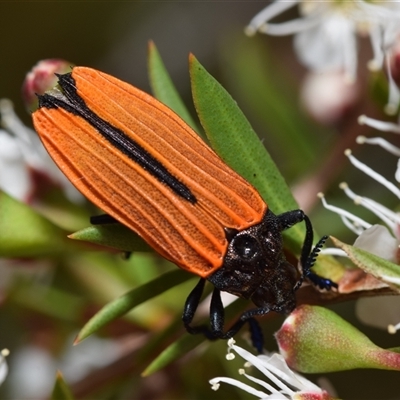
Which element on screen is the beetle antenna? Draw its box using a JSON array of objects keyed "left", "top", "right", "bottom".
[
  {"left": 305, "top": 235, "right": 328, "bottom": 271},
  {"left": 301, "top": 235, "right": 338, "bottom": 290}
]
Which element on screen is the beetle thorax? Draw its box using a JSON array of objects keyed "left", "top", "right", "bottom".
[{"left": 207, "top": 209, "right": 299, "bottom": 314}]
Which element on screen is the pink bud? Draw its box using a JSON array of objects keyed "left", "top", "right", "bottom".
[
  {"left": 22, "top": 59, "right": 73, "bottom": 113},
  {"left": 276, "top": 305, "right": 400, "bottom": 373},
  {"left": 301, "top": 71, "right": 360, "bottom": 125}
]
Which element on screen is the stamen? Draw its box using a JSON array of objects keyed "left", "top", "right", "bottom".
[
  {"left": 345, "top": 149, "right": 400, "bottom": 198},
  {"left": 245, "top": 0, "right": 300, "bottom": 36},
  {"left": 388, "top": 323, "right": 400, "bottom": 334},
  {"left": 358, "top": 115, "right": 400, "bottom": 134},
  {"left": 356, "top": 135, "right": 400, "bottom": 157},
  {"left": 320, "top": 248, "right": 348, "bottom": 257},
  {"left": 241, "top": 370, "right": 282, "bottom": 395},
  {"left": 340, "top": 183, "right": 400, "bottom": 231},
  {"left": 342, "top": 215, "right": 365, "bottom": 235},
  {"left": 231, "top": 345, "right": 294, "bottom": 395},
  {"left": 384, "top": 53, "right": 400, "bottom": 115},
  {"left": 367, "top": 24, "right": 384, "bottom": 71},
  {"left": 0, "top": 349, "right": 9, "bottom": 358},
  {"left": 259, "top": 15, "right": 321, "bottom": 35},
  {"left": 395, "top": 159, "right": 400, "bottom": 183},
  {"left": 318, "top": 192, "right": 371, "bottom": 230},
  {"left": 209, "top": 377, "right": 268, "bottom": 398},
  {"left": 226, "top": 338, "right": 236, "bottom": 360}
]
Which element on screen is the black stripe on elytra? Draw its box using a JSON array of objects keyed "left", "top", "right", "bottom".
[{"left": 37, "top": 72, "right": 197, "bottom": 204}]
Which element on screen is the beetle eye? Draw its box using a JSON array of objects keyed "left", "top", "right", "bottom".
[{"left": 232, "top": 234, "right": 260, "bottom": 260}]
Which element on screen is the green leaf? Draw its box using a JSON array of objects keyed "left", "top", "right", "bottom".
[
  {"left": 142, "top": 290, "right": 254, "bottom": 375},
  {"left": 69, "top": 223, "right": 153, "bottom": 253},
  {"left": 331, "top": 236, "right": 400, "bottom": 292},
  {"left": 189, "top": 55, "right": 303, "bottom": 251},
  {"left": 50, "top": 371, "right": 75, "bottom": 400},
  {"left": 142, "top": 332, "right": 205, "bottom": 376},
  {"left": 0, "top": 191, "right": 71, "bottom": 257},
  {"left": 148, "top": 41, "right": 200, "bottom": 133},
  {"left": 75, "top": 269, "right": 191, "bottom": 343},
  {"left": 11, "top": 282, "right": 84, "bottom": 322}
]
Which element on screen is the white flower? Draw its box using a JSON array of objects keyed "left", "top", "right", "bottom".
[
  {"left": 319, "top": 144, "right": 400, "bottom": 263},
  {"left": 246, "top": 0, "right": 400, "bottom": 112},
  {"left": 320, "top": 115, "right": 400, "bottom": 331},
  {"left": 0, "top": 99, "right": 81, "bottom": 203},
  {"left": 209, "top": 338, "right": 332, "bottom": 399}
]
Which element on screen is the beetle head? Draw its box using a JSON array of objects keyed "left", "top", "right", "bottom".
[{"left": 208, "top": 209, "right": 300, "bottom": 315}]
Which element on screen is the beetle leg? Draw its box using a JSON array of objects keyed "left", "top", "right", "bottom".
[
  {"left": 306, "top": 270, "right": 338, "bottom": 290},
  {"left": 182, "top": 278, "right": 210, "bottom": 335},
  {"left": 277, "top": 211, "right": 337, "bottom": 291},
  {"left": 287, "top": 213, "right": 338, "bottom": 291},
  {"left": 208, "top": 289, "right": 267, "bottom": 353},
  {"left": 222, "top": 307, "right": 268, "bottom": 353},
  {"left": 182, "top": 281, "right": 229, "bottom": 339},
  {"left": 183, "top": 281, "right": 266, "bottom": 352},
  {"left": 276, "top": 209, "right": 313, "bottom": 266},
  {"left": 90, "top": 214, "right": 119, "bottom": 225},
  {"left": 276, "top": 209, "right": 306, "bottom": 231},
  {"left": 209, "top": 288, "right": 224, "bottom": 335},
  {"left": 298, "top": 213, "right": 314, "bottom": 268},
  {"left": 248, "top": 318, "right": 264, "bottom": 354}
]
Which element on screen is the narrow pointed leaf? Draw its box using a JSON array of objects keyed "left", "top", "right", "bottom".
[
  {"left": 142, "top": 295, "right": 251, "bottom": 375},
  {"left": 148, "top": 41, "right": 200, "bottom": 132},
  {"left": 331, "top": 236, "right": 400, "bottom": 292},
  {"left": 75, "top": 269, "right": 191, "bottom": 343},
  {"left": 69, "top": 224, "right": 152, "bottom": 253},
  {"left": 51, "top": 371, "right": 75, "bottom": 400},
  {"left": 142, "top": 332, "right": 205, "bottom": 376},
  {"left": 0, "top": 191, "right": 70, "bottom": 257},
  {"left": 190, "top": 55, "right": 302, "bottom": 251}
]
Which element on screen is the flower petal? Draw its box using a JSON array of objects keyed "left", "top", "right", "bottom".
[{"left": 354, "top": 225, "right": 399, "bottom": 262}]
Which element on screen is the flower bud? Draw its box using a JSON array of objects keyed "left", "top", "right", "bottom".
[
  {"left": 301, "top": 71, "right": 359, "bottom": 125},
  {"left": 22, "top": 59, "right": 73, "bottom": 113},
  {"left": 276, "top": 305, "right": 400, "bottom": 373}
]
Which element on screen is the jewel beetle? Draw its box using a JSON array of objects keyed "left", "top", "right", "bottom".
[{"left": 32, "top": 66, "right": 336, "bottom": 351}]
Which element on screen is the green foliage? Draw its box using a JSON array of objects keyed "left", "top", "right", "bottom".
[
  {"left": 0, "top": 191, "right": 74, "bottom": 257},
  {"left": 76, "top": 270, "right": 190, "bottom": 343},
  {"left": 50, "top": 372, "right": 75, "bottom": 400},
  {"left": 332, "top": 236, "right": 400, "bottom": 292}
]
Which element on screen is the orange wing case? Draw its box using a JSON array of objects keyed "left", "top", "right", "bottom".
[{"left": 32, "top": 67, "right": 266, "bottom": 277}]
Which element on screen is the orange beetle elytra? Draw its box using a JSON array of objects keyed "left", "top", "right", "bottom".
[{"left": 32, "top": 67, "right": 336, "bottom": 351}]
